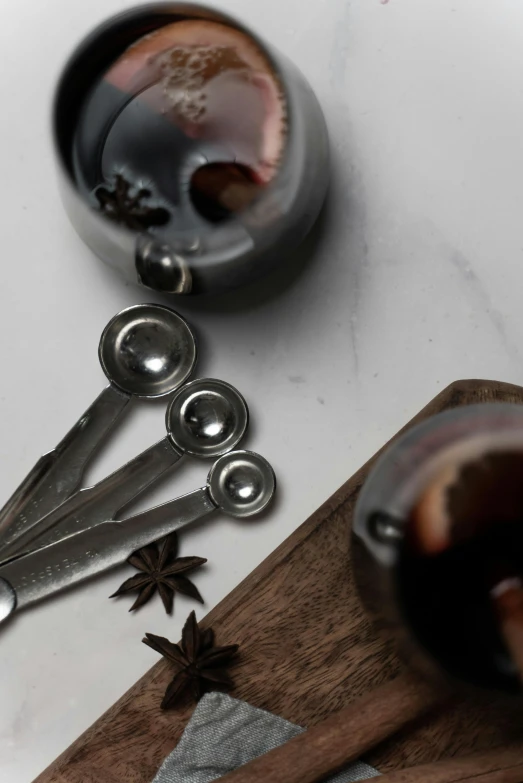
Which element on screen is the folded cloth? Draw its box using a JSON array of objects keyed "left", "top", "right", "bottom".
[{"left": 153, "top": 692, "right": 380, "bottom": 783}]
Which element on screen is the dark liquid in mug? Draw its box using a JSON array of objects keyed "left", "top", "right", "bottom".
[
  {"left": 71, "top": 16, "right": 287, "bottom": 232},
  {"left": 398, "top": 520, "right": 523, "bottom": 694}
]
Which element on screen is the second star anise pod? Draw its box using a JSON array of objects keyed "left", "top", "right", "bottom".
[
  {"left": 95, "top": 173, "right": 170, "bottom": 231},
  {"left": 143, "top": 610, "right": 239, "bottom": 709},
  {"left": 110, "top": 532, "right": 206, "bottom": 613}
]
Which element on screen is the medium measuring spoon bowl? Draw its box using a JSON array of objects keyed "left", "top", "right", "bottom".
[{"left": 168, "top": 378, "right": 249, "bottom": 458}]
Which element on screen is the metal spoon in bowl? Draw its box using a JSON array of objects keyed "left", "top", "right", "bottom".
[
  {"left": 0, "top": 304, "right": 197, "bottom": 555},
  {"left": 1, "top": 379, "right": 248, "bottom": 562},
  {"left": 0, "top": 450, "right": 276, "bottom": 624}
]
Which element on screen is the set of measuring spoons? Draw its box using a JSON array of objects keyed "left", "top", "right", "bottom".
[{"left": 0, "top": 304, "right": 276, "bottom": 625}]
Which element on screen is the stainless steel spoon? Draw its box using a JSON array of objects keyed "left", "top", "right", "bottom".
[
  {"left": 1, "top": 379, "right": 248, "bottom": 562},
  {"left": 0, "top": 304, "right": 197, "bottom": 555},
  {"left": 0, "top": 451, "right": 275, "bottom": 623}
]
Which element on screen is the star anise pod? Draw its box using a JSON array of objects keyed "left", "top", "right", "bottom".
[
  {"left": 95, "top": 173, "right": 170, "bottom": 231},
  {"left": 143, "top": 610, "right": 239, "bottom": 709},
  {"left": 110, "top": 532, "right": 206, "bottom": 613}
]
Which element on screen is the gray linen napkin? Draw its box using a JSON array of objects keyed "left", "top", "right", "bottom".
[{"left": 153, "top": 692, "right": 380, "bottom": 783}]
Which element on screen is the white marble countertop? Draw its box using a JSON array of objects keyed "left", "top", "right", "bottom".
[{"left": 2, "top": 0, "right": 523, "bottom": 780}]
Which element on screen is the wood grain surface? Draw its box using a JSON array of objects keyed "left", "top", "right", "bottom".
[
  {"left": 217, "top": 674, "right": 443, "bottom": 783},
  {"left": 357, "top": 745, "right": 523, "bottom": 783},
  {"left": 35, "top": 380, "right": 523, "bottom": 783}
]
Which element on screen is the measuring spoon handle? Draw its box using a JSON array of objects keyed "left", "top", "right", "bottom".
[
  {"left": 5, "top": 438, "right": 182, "bottom": 560},
  {"left": 0, "top": 384, "right": 130, "bottom": 555},
  {"left": 0, "top": 486, "right": 216, "bottom": 618}
]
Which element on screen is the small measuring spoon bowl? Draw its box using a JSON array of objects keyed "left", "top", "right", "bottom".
[
  {"left": 207, "top": 450, "right": 276, "bottom": 517},
  {"left": 0, "top": 304, "right": 197, "bottom": 554},
  {"left": 5, "top": 380, "right": 248, "bottom": 559},
  {"left": 0, "top": 451, "right": 275, "bottom": 621}
]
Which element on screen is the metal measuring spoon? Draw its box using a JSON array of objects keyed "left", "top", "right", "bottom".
[
  {"left": 1, "top": 379, "right": 248, "bottom": 562},
  {"left": 0, "top": 304, "right": 197, "bottom": 555},
  {"left": 0, "top": 451, "right": 275, "bottom": 623}
]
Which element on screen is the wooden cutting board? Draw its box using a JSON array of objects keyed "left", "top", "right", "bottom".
[{"left": 36, "top": 379, "right": 523, "bottom": 783}]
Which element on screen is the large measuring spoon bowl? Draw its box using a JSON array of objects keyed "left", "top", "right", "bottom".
[
  {"left": 0, "top": 451, "right": 276, "bottom": 621},
  {"left": 0, "top": 304, "right": 197, "bottom": 555},
  {"left": 5, "top": 380, "right": 249, "bottom": 559},
  {"left": 99, "top": 303, "right": 196, "bottom": 397}
]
